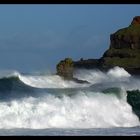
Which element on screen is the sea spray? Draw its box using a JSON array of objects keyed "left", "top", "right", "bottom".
[
  {"left": 74, "top": 66, "right": 131, "bottom": 84},
  {"left": 0, "top": 67, "right": 133, "bottom": 89},
  {"left": 0, "top": 70, "right": 20, "bottom": 79}
]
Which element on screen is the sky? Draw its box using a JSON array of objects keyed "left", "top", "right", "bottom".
[{"left": 0, "top": 4, "right": 140, "bottom": 73}]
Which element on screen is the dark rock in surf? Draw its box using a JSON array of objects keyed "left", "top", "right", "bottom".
[
  {"left": 56, "top": 58, "right": 74, "bottom": 80},
  {"left": 127, "top": 90, "right": 140, "bottom": 119},
  {"left": 56, "top": 58, "right": 89, "bottom": 83}
]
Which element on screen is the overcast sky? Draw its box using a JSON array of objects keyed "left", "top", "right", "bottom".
[{"left": 0, "top": 4, "right": 140, "bottom": 73}]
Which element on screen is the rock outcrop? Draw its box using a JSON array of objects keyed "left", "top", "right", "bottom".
[
  {"left": 73, "top": 58, "right": 102, "bottom": 69},
  {"left": 56, "top": 58, "right": 74, "bottom": 80},
  {"left": 56, "top": 16, "right": 140, "bottom": 79},
  {"left": 127, "top": 89, "right": 140, "bottom": 119},
  {"left": 131, "top": 16, "right": 140, "bottom": 25},
  {"left": 56, "top": 58, "right": 89, "bottom": 83},
  {"left": 101, "top": 16, "right": 140, "bottom": 73}
]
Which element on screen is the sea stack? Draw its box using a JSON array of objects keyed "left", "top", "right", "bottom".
[
  {"left": 56, "top": 58, "right": 74, "bottom": 80},
  {"left": 56, "top": 58, "right": 89, "bottom": 83}
]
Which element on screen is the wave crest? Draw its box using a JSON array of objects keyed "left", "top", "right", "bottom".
[{"left": 107, "top": 66, "right": 131, "bottom": 78}]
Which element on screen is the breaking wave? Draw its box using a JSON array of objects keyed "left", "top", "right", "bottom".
[
  {"left": 0, "top": 90, "right": 139, "bottom": 129},
  {"left": 0, "top": 67, "right": 139, "bottom": 129}
]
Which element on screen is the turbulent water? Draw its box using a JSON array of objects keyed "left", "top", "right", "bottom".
[{"left": 0, "top": 66, "right": 140, "bottom": 135}]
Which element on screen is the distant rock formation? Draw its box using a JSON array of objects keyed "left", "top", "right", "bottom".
[{"left": 56, "top": 16, "right": 140, "bottom": 79}]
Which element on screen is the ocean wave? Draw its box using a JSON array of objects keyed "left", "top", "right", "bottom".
[
  {"left": 0, "top": 89, "right": 139, "bottom": 129},
  {"left": 0, "top": 67, "right": 140, "bottom": 129}
]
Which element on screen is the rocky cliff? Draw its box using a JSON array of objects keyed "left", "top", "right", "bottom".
[
  {"left": 101, "top": 16, "right": 140, "bottom": 70},
  {"left": 56, "top": 16, "right": 140, "bottom": 79}
]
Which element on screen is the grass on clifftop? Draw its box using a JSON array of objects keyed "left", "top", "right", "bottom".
[{"left": 115, "top": 24, "right": 140, "bottom": 36}]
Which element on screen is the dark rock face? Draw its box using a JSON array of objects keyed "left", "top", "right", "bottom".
[
  {"left": 73, "top": 59, "right": 102, "bottom": 69},
  {"left": 131, "top": 16, "right": 140, "bottom": 25},
  {"left": 108, "top": 17, "right": 140, "bottom": 50},
  {"left": 127, "top": 90, "right": 140, "bottom": 119},
  {"left": 101, "top": 16, "right": 140, "bottom": 71}
]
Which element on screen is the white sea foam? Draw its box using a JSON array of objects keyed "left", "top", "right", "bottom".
[
  {"left": 107, "top": 66, "right": 131, "bottom": 78},
  {"left": 0, "top": 90, "right": 139, "bottom": 129},
  {"left": 1, "top": 67, "right": 140, "bottom": 91},
  {"left": 74, "top": 66, "right": 131, "bottom": 84},
  {"left": 74, "top": 69, "right": 107, "bottom": 84},
  {"left": 0, "top": 67, "right": 132, "bottom": 89}
]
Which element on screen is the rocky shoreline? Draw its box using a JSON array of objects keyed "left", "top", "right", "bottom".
[{"left": 56, "top": 16, "right": 140, "bottom": 80}]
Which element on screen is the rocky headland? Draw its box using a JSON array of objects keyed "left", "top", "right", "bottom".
[{"left": 56, "top": 16, "right": 140, "bottom": 80}]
